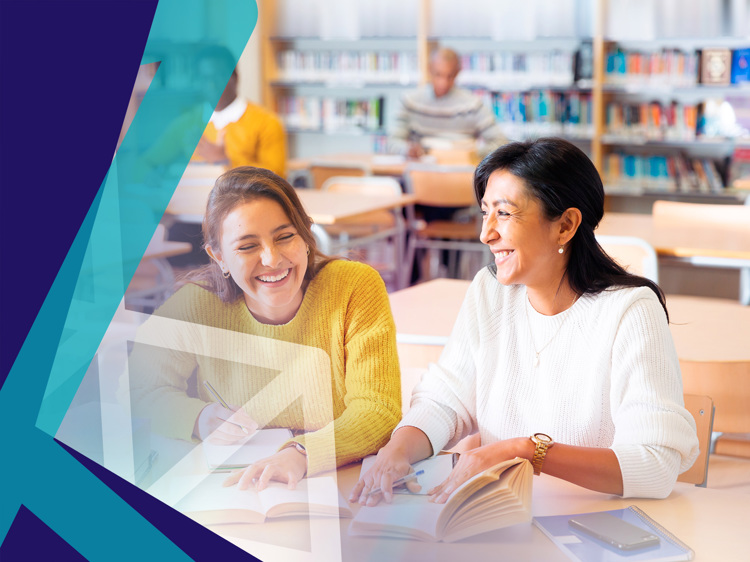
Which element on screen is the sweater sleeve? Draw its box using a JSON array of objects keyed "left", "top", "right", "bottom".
[
  {"left": 609, "top": 294, "right": 699, "bottom": 498},
  {"left": 397, "top": 273, "right": 484, "bottom": 454},
  {"left": 297, "top": 266, "right": 402, "bottom": 475},
  {"left": 120, "top": 287, "right": 209, "bottom": 442},
  {"left": 225, "top": 107, "right": 287, "bottom": 177}
]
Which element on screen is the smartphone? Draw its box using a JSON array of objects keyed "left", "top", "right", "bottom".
[{"left": 568, "top": 512, "right": 660, "bottom": 551}]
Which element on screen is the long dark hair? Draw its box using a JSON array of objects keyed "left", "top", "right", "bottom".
[
  {"left": 183, "top": 166, "right": 335, "bottom": 302},
  {"left": 473, "top": 138, "right": 668, "bottom": 319}
]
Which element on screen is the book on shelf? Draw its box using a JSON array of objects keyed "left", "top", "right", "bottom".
[
  {"left": 533, "top": 506, "right": 694, "bottom": 561},
  {"left": 731, "top": 48, "right": 750, "bottom": 85},
  {"left": 173, "top": 472, "right": 352, "bottom": 525},
  {"left": 348, "top": 456, "right": 532, "bottom": 543},
  {"left": 202, "top": 427, "right": 293, "bottom": 471}
]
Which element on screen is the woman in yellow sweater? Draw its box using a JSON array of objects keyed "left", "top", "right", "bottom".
[{"left": 127, "top": 167, "right": 401, "bottom": 489}]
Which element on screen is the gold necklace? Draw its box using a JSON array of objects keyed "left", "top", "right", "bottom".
[{"left": 525, "top": 295, "right": 578, "bottom": 368}]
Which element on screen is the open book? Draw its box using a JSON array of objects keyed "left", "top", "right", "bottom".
[
  {"left": 533, "top": 506, "right": 694, "bottom": 561},
  {"left": 202, "top": 428, "right": 293, "bottom": 471},
  {"left": 173, "top": 472, "right": 352, "bottom": 525},
  {"left": 349, "top": 456, "right": 532, "bottom": 542}
]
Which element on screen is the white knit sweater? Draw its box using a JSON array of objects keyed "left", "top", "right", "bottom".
[{"left": 399, "top": 267, "right": 699, "bottom": 498}]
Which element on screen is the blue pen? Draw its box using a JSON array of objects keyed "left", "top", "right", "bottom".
[{"left": 366, "top": 469, "right": 425, "bottom": 497}]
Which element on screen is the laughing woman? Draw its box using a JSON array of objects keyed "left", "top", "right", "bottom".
[
  {"left": 352, "top": 138, "right": 698, "bottom": 505},
  {"left": 126, "top": 167, "right": 401, "bottom": 489}
]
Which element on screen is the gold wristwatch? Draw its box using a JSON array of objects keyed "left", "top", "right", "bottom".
[{"left": 530, "top": 433, "right": 554, "bottom": 475}]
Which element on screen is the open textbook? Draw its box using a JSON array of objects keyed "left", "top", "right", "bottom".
[
  {"left": 173, "top": 472, "right": 352, "bottom": 525},
  {"left": 202, "top": 427, "right": 293, "bottom": 471},
  {"left": 349, "top": 456, "right": 532, "bottom": 542}
]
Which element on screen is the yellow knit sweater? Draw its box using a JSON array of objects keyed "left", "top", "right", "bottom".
[
  {"left": 143, "top": 101, "right": 287, "bottom": 177},
  {"left": 126, "top": 260, "right": 401, "bottom": 474}
]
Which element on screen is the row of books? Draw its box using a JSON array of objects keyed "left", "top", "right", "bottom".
[
  {"left": 605, "top": 101, "right": 698, "bottom": 142},
  {"left": 605, "top": 48, "right": 700, "bottom": 87},
  {"left": 277, "top": 50, "right": 418, "bottom": 84},
  {"left": 475, "top": 90, "right": 593, "bottom": 139},
  {"left": 456, "top": 51, "right": 576, "bottom": 88},
  {"left": 603, "top": 152, "right": 726, "bottom": 193},
  {"left": 278, "top": 95, "right": 385, "bottom": 133}
]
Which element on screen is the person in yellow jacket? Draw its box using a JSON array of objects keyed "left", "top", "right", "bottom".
[
  {"left": 143, "top": 47, "right": 287, "bottom": 177},
  {"left": 125, "top": 167, "right": 401, "bottom": 488}
]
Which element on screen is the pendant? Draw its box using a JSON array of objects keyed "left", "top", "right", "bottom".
[{"left": 533, "top": 353, "right": 540, "bottom": 368}]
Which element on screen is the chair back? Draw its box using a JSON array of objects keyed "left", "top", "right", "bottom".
[
  {"left": 679, "top": 359, "right": 750, "bottom": 436},
  {"left": 308, "top": 160, "right": 371, "bottom": 190},
  {"left": 596, "top": 234, "right": 659, "bottom": 283},
  {"left": 403, "top": 163, "right": 477, "bottom": 208},
  {"left": 677, "top": 394, "right": 714, "bottom": 487},
  {"left": 429, "top": 148, "right": 479, "bottom": 166},
  {"left": 652, "top": 200, "right": 750, "bottom": 230}
]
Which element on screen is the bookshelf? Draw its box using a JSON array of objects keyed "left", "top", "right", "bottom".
[{"left": 257, "top": 0, "right": 750, "bottom": 206}]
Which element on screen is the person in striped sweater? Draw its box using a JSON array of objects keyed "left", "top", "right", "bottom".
[{"left": 390, "top": 47, "right": 506, "bottom": 159}]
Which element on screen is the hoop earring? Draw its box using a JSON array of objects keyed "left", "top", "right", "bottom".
[{"left": 558, "top": 245, "right": 564, "bottom": 254}]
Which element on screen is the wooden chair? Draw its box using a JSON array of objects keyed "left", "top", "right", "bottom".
[
  {"left": 652, "top": 200, "right": 750, "bottom": 304},
  {"left": 678, "top": 394, "right": 715, "bottom": 487},
  {"left": 318, "top": 176, "right": 406, "bottom": 288},
  {"left": 680, "top": 359, "right": 750, "bottom": 458},
  {"left": 596, "top": 234, "right": 659, "bottom": 283},
  {"left": 403, "top": 163, "right": 490, "bottom": 287},
  {"left": 308, "top": 160, "right": 371, "bottom": 190}
]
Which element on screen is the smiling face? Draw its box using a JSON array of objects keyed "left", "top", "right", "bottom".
[
  {"left": 479, "top": 170, "right": 568, "bottom": 297},
  {"left": 206, "top": 197, "right": 309, "bottom": 325}
]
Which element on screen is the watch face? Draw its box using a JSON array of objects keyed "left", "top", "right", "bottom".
[{"left": 533, "top": 433, "right": 553, "bottom": 444}]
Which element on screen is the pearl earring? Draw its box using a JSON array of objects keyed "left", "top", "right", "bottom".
[{"left": 558, "top": 245, "right": 564, "bottom": 254}]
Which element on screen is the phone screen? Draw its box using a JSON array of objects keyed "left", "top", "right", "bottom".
[{"left": 568, "top": 512, "right": 660, "bottom": 551}]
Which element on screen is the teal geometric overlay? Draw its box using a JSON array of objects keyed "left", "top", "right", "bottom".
[{"left": 0, "top": 0, "right": 257, "bottom": 558}]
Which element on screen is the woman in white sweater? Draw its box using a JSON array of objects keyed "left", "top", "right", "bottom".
[{"left": 351, "top": 138, "right": 699, "bottom": 504}]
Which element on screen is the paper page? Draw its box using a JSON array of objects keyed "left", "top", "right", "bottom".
[
  {"left": 259, "top": 476, "right": 350, "bottom": 518},
  {"left": 349, "top": 494, "right": 444, "bottom": 540},
  {"left": 359, "top": 454, "right": 454, "bottom": 495},
  {"left": 172, "top": 473, "right": 263, "bottom": 516},
  {"left": 202, "top": 428, "right": 293, "bottom": 470}
]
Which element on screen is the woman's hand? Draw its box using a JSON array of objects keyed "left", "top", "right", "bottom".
[
  {"left": 428, "top": 438, "right": 525, "bottom": 503},
  {"left": 194, "top": 402, "right": 258, "bottom": 444},
  {"left": 349, "top": 445, "right": 421, "bottom": 506},
  {"left": 223, "top": 446, "right": 308, "bottom": 491}
]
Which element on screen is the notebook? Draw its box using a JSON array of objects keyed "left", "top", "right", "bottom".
[{"left": 533, "top": 506, "right": 694, "bottom": 561}]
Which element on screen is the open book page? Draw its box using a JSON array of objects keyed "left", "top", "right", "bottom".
[
  {"left": 437, "top": 458, "right": 532, "bottom": 542},
  {"left": 359, "top": 453, "right": 456, "bottom": 495},
  {"left": 173, "top": 473, "right": 266, "bottom": 524},
  {"left": 349, "top": 457, "right": 532, "bottom": 542},
  {"left": 259, "top": 477, "right": 353, "bottom": 519},
  {"left": 202, "top": 428, "right": 293, "bottom": 471},
  {"left": 349, "top": 494, "right": 446, "bottom": 542},
  {"left": 172, "top": 473, "right": 351, "bottom": 525}
]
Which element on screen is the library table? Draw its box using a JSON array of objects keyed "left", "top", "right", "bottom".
[
  {"left": 164, "top": 178, "right": 415, "bottom": 228},
  {"left": 288, "top": 153, "right": 413, "bottom": 178},
  {"left": 388, "top": 279, "right": 750, "bottom": 364},
  {"left": 150, "top": 441, "right": 746, "bottom": 562},
  {"left": 598, "top": 211, "right": 750, "bottom": 304}
]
